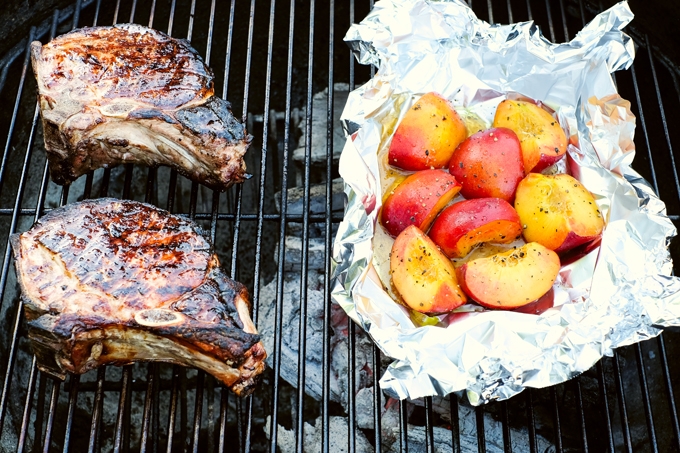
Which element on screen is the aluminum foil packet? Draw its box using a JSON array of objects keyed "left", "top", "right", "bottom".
[{"left": 330, "top": 0, "right": 680, "bottom": 405}]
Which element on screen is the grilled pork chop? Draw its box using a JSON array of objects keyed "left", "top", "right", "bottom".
[
  {"left": 31, "top": 24, "right": 250, "bottom": 191},
  {"left": 10, "top": 198, "right": 265, "bottom": 396}
]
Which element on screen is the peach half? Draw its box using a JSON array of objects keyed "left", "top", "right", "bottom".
[
  {"left": 514, "top": 173, "right": 605, "bottom": 253},
  {"left": 456, "top": 242, "right": 560, "bottom": 309},
  {"left": 380, "top": 169, "right": 461, "bottom": 238},
  {"left": 428, "top": 198, "right": 522, "bottom": 258},
  {"left": 448, "top": 127, "right": 525, "bottom": 202},
  {"left": 388, "top": 92, "right": 467, "bottom": 171},
  {"left": 390, "top": 225, "right": 467, "bottom": 314},
  {"left": 493, "top": 99, "right": 567, "bottom": 173}
]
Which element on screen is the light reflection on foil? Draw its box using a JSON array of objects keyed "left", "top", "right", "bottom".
[{"left": 330, "top": 0, "right": 680, "bottom": 405}]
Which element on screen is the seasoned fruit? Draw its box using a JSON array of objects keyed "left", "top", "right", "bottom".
[
  {"left": 448, "top": 127, "right": 525, "bottom": 202},
  {"left": 456, "top": 242, "right": 560, "bottom": 309},
  {"left": 390, "top": 226, "right": 467, "bottom": 314},
  {"left": 380, "top": 169, "right": 461, "bottom": 238},
  {"left": 428, "top": 198, "right": 522, "bottom": 258},
  {"left": 514, "top": 173, "right": 605, "bottom": 253},
  {"left": 493, "top": 99, "right": 567, "bottom": 173},
  {"left": 388, "top": 92, "right": 467, "bottom": 171}
]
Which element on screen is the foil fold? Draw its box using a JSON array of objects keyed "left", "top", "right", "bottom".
[{"left": 330, "top": 0, "right": 680, "bottom": 405}]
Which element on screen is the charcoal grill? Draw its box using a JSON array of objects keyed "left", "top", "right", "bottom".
[{"left": 0, "top": 0, "right": 678, "bottom": 451}]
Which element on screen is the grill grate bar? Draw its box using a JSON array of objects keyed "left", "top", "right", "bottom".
[
  {"left": 191, "top": 371, "right": 205, "bottom": 453},
  {"left": 502, "top": 402, "right": 512, "bottom": 453},
  {"left": 347, "top": 320, "right": 357, "bottom": 453},
  {"left": 17, "top": 359, "right": 38, "bottom": 453},
  {"left": 294, "top": 0, "right": 317, "bottom": 449},
  {"left": 543, "top": 0, "right": 556, "bottom": 42},
  {"left": 635, "top": 343, "right": 659, "bottom": 452},
  {"left": 42, "top": 380, "right": 60, "bottom": 453},
  {"left": 217, "top": 387, "right": 228, "bottom": 453},
  {"left": 399, "top": 400, "right": 408, "bottom": 452},
  {"left": 630, "top": 64, "right": 660, "bottom": 194},
  {"left": 558, "top": 0, "right": 569, "bottom": 40},
  {"left": 322, "top": 0, "right": 335, "bottom": 451},
  {"left": 643, "top": 33, "right": 680, "bottom": 200},
  {"left": 613, "top": 353, "right": 633, "bottom": 452},
  {"left": 658, "top": 334, "right": 680, "bottom": 449},
  {"left": 596, "top": 361, "right": 616, "bottom": 452},
  {"left": 62, "top": 375, "right": 80, "bottom": 453},
  {"left": 450, "top": 395, "right": 460, "bottom": 453},
  {"left": 425, "top": 396, "right": 435, "bottom": 453},
  {"left": 112, "top": 366, "right": 132, "bottom": 453},
  {"left": 87, "top": 367, "right": 106, "bottom": 453},
  {"left": 574, "top": 379, "right": 589, "bottom": 453},
  {"left": 373, "top": 344, "right": 382, "bottom": 451},
  {"left": 0, "top": 28, "right": 33, "bottom": 196},
  {"left": 551, "top": 387, "right": 564, "bottom": 452},
  {"left": 164, "top": 366, "right": 180, "bottom": 453},
  {"left": 139, "top": 365, "right": 157, "bottom": 453},
  {"left": 475, "top": 406, "right": 485, "bottom": 453},
  {"left": 244, "top": 0, "right": 278, "bottom": 448},
  {"left": 268, "top": 0, "right": 297, "bottom": 448},
  {"left": 526, "top": 390, "right": 537, "bottom": 453}
]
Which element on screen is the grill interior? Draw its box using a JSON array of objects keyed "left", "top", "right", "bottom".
[{"left": 0, "top": 0, "right": 679, "bottom": 452}]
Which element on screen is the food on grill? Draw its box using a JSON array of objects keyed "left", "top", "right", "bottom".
[
  {"left": 380, "top": 169, "right": 461, "bottom": 238},
  {"left": 493, "top": 99, "right": 567, "bottom": 173},
  {"left": 10, "top": 198, "right": 265, "bottom": 396},
  {"left": 514, "top": 173, "right": 605, "bottom": 253},
  {"left": 447, "top": 127, "right": 525, "bottom": 202},
  {"left": 377, "top": 93, "right": 598, "bottom": 313},
  {"left": 30, "top": 24, "right": 250, "bottom": 191},
  {"left": 428, "top": 198, "right": 522, "bottom": 259},
  {"left": 390, "top": 225, "right": 467, "bottom": 315},
  {"left": 387, "top": 92, "right": 467, "bottom": 171},
  {"left": 455, "top": 242, "right": 561, "bottom": 309}
]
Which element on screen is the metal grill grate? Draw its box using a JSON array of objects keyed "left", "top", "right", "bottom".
[{"left": 0, "top": 0, "right": 678, "bottom": 452}]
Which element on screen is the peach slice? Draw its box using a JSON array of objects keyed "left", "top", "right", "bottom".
[
  {"left": 428, "top": 198, "right": 522, "bottom": 258},
  {"left": 493, "top": 99, "right": 567, "bottom": 173},
  {"left": 388, "top": 92, "right": 467, "bottom": 171},
  {"left": 380, "top": 169, "right": 461, "bottom": 238},
  {"left": 514, "top": 173, "right": 605, "bottom": 253},
  {"left": 448, "top": 127, "right": 525, "bottom": 202},
  {"left": 390, "top": 225, "right": 467, "bottom": 314},
  {"left": 456, "top": 242, "right": 560, "bottom": 309}
]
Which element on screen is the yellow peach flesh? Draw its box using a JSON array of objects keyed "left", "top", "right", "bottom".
[{"left": 390, "top": 226, "right": 467, "bottom": 314}]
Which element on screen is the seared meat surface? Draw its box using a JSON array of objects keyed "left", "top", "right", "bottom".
[
  {"left": 31, "top": 24, "right": 250, "bottom": 191},
  {"left": 11, "top": 198, "right": 265, "bottom": 396}
]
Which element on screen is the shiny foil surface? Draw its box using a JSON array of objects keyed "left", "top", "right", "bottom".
[{"left": 330, "top": 0, "right": 680, "bottom": 404}]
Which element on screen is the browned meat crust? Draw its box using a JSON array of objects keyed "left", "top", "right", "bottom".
[
  {"left": 31, "top": 24, "right": 251, "bottom": 191},
  {"left": 11, "top": 198, "right": 265, "bottom": 396}
]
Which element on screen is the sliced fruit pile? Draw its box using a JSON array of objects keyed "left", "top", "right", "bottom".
[{"left": 379, "top": 92, "right": 605, "bottom": 316}]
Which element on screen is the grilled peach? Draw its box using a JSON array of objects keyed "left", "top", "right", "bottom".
[
  {"left": 493, "top": 99, "right": 567, "bottom": 173},
  {"left": 428, "top": 198, "right": 522, "bottom": 258},
  {"left": 514, "top": 173, "right": 605, "bottom": 253},
  {"left": 456, "top": 242, "right": 560, "bottom": 309},
  {"left": 380, "top": 169, "right": 461, "bottom": 238},
  {"left": 388, "top": 92, "right": 467, "bottom": 171},
  {"left": 448, "top": 127, "right": 524, "bottom": 202},
  {"left": 390, "top": 225, "right": 467, "bottom": 314}
]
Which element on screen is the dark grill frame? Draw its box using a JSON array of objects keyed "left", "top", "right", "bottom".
[{"left": 0, "top": 0, "right": 678, "bottom": 452}]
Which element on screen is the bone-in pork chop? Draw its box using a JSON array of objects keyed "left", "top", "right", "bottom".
[
  {"left": 31, "top": 24, "right": 250, "bottom": 191},
  {"left": 11, "top": 198, "right": 265, "bottom": 396}
]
